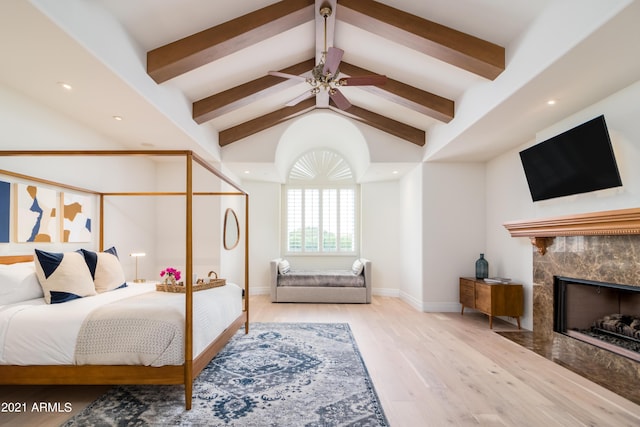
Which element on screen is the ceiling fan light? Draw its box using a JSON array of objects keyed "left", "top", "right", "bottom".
[
  {"left": 272, "top": 3, "right": 385, "bottom": 112},
  {"left": 319, "top": 6, "right": 332, "bottom": 19}
]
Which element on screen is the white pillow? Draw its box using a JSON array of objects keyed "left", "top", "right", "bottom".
[
  {"left": 278, "top": 259, "right": 290, "bottom": 275},
  {"left": 34, "top": 249, "right": 96, "bottom": 304},
  {"left": 352, "top": 259, "right": 364, "bottom": 276},
  {"left": 0, "top": 262, "right": 43, "bottom": 305},
  {"left": 80, "top": 247, "right": 127, "bottom": 293}
]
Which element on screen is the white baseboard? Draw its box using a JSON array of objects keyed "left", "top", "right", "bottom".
[
  {"left": 399, "top": 291, "right": 423, "bottom": 311},
  {"left": 249, "top": 286, "right": 270, "bottom": 296},
  {"left": 422, "top": 302, "right": 463, "bottom": 313},
  {"left": 250, "top": 286, "right": 463, "bottom": 314},
  {"left": 252, "top": 287, "right": 399, "bottom": 298},
  {"left": 372, "top": 288, "right": 400, "bottom": 297},
  {"left": 398, "top": 292, "right": 463, "bottom": 312}
]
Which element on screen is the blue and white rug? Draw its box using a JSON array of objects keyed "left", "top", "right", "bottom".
[{"left": 62, "top": 323, "right": 389, "bottom": 426}]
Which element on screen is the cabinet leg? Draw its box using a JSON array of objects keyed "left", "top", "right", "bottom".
[
  {"left": 516, "top": 317, "right": 521, "bottom": 330},
  {"left": 489, "top": 316, "right": 493, "bottom": 329},
  {"left": 461, "top": 305, "right": 465, "bottom": 315}
]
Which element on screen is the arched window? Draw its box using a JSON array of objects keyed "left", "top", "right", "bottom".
[{"left": 284, "top": 150, "right": 358, "bottom": 254}]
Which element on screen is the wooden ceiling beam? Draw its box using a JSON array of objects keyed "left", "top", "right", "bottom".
[
  {"left": 219, "top": 98, "right": 316, "bottom": 146},
  {"left": 147, "top": 0, "right": 315, "bottom": 83},
  {"left": 330, "top": 102, "right": 425, "bottom": 146},
  {"left": 194, "top": 58, "right": 454, "bottom": 125},
  {"left": 193, "top": 59, "right": 315, "bottom": 124},
  {"left": 339, "top": 62, "right": 454, "bottom": 123},
  {"left": 336, "top": 0, "right": 505, "bottom": 80}
]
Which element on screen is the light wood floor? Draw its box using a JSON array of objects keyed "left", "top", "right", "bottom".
[{"left": 2, "top": 295, "right": 640, "bottom": 426}]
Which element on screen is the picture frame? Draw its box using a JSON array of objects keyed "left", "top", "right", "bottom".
[{"left": 14, "top": 183, "right": 58, "bottom": 243}]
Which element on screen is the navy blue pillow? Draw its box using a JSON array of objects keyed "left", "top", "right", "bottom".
[
  {"left": 79, "top": 247, "right": 126, "bottom": 293},
  {"left": 34, "top": 249, "right": 96, "bottom": 304}
]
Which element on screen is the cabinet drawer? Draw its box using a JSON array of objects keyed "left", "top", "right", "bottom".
[
  {"left": 459, "top": 279, "right": 475, "bottom": 307},
  {"left": 474, "top": 283, "right": 492, "bottom": 313}
]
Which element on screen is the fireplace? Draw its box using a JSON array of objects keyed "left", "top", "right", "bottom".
[
  {"left": 554, "top": 277, "right": 640, "bottom": 362},
  {"left": 503, "top": 208, "right": 640, "bottom": 405}
]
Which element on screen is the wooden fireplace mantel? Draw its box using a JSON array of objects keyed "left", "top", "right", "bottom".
[{"left": 503, "top": 207, "right": 640, "bottom": 255}]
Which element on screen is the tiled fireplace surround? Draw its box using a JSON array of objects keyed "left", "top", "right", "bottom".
[{"left": 502, "top": 208, "right": 640, "bottom": 405}]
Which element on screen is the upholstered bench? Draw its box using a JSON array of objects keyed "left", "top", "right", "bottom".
[{"left": 270, "top": 258, "right": 371, "bottom": 303}]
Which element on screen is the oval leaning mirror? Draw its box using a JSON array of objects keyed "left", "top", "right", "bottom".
[{"left": 223, "top": 208, "right": 240, "bottom": 250}]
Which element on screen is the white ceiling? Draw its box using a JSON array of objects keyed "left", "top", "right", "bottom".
[{"left": 1, "top": 0, "right": 639, "bottom": 182}]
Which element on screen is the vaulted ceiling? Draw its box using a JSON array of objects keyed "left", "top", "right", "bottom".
[
  {"left": 1, "top": 0, "right": 639, "bottom": 182},
  {"left": 145, "top": 0, "right": 505, "bottom": 147}
]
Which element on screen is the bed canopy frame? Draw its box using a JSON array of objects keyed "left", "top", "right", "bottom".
[{"left": 0, "top": 150, "right": 249, "bottom": 410}]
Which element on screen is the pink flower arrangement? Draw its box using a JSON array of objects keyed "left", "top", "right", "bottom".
[{"left": 160, "top": 267, "right": 181, "bottom": 282}]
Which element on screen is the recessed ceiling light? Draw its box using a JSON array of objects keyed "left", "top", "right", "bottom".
[
  {"left": 112, "top": 115, "right": 123, "bottom": 121},
  {"left": 243, "top": 170, "right": 251, "bottom": 174},
  {"left": 547, "top": 99, "right": 557, "bottom": 106},
  {"left": 392, "top": 170, "right": 399, "bottom": 175},
  {"left": 58, "top": 82, "right": 72, "bottom": 91}
]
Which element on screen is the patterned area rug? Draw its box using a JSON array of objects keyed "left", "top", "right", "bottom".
[{"left": 62, "top": 323, "right": 388, "bottom": 426}]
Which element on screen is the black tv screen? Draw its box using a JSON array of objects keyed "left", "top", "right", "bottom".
[{"left": 519, "top": 115, "right": 622, "bottom": 202}]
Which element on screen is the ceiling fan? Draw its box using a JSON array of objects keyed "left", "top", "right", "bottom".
[{"left": 269, "top": 4, "right": 387, "bottom": 111}]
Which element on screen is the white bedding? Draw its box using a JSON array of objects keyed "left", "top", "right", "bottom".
[{"left": 0, "top": 282, "right": 242, "bottom": 366}]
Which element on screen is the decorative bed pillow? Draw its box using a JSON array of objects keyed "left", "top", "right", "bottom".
[
  {"left": 352, "top": 259, "right": 364, "bottom": 276},
  {"left": 278, "top": 259, "right": 291, "bottom": 275},
  {"left": 80, "top": 247, "right": 127, "bottom": 293},
  {"left": 0, "top": 262, "right": 44, "bottom": 305},
  {"left": 34, "top": 249, "right": 96, "bottom": 304}
]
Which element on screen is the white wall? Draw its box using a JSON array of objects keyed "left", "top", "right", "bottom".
[
  {"left": 153, "top": 160, "right": 249, "bottom": 287},
  {"left": 0, "top": 84, "right": 158, "bottom": 281},
  {"left": 218, "top": 181, "right": 247, "bottom": 289},
  {"left": 485, "top": 149, "right": 535, "bottom": 329},
  {"left": 361, "top": 180, "right": 402, "bottom": 297},
  {"left": 0, "top": 84, "right": 245, "bottom": 285},
  {"left": 243, "top": 180, "right": 281, "bottom": 295},
  {"left": 244, "top": 176, "right": 408, "bottom": 298},
  {"left": 485, "top": 78, "right": 640, "bottom": 330},
  {"left": 398, "top": 164, "right": 423, "bottom": 308},
  {"left": 422, "top": 162, "right": 486, "bottom": 312}
]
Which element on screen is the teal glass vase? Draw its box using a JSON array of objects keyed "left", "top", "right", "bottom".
[{"left": 475, "top": 253, "right": 488, "bottom": 279}]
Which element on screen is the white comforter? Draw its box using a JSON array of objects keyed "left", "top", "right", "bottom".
[{"left": 0, "top": 282, "right": 242, "bottom": 366}]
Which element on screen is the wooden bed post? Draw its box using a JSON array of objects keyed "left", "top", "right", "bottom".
[
  {"left": 185, "top": 152, "right": 194, "bottom": 410},
  {"left": 99, "top": 194, "right": 105, "bottom": 251},
  {"left": 245, "top": 193, "right": 250, "bottom": 334}
]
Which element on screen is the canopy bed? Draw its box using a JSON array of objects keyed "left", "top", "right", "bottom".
[{"left": 0, "top": 150, "right": 249, "bottom": 410}]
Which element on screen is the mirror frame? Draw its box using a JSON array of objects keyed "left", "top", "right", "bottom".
[{"left": 223, "top": 208, "right": 240, "bottom": 250}]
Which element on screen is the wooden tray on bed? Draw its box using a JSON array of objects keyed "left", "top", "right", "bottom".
[{"left": 156, "top": 271, "right": 226, "bottom": 293}]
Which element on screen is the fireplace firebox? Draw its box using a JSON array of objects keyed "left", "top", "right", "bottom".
[{"left": 554, "top": 276, "right": 640, "bottom": 362}]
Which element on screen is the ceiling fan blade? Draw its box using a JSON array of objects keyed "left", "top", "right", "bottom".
[
  {"left": 285, "top": 91, "right": 314, "bottom": 107},
  {"left": 322, "top": 47, "right": 344, "bottom": 77},
  {"left": 330, "top": 89, "right": 352, "bottom": 110},
  {"left": 268, "top": 71, "right": 307, "bottom": 82},
  {"left": 340, "top": 75, "right": 388, "bottom": 86}
]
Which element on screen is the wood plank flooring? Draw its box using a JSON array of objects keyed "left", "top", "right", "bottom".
[{"left": 1, "top": 295, "right": 639, "bottom": 426}]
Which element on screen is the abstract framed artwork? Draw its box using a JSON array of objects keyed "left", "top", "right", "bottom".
[
  {"left": 62, "top": 192, "right": 92, "bottom": 243},
  {"left": 0, "top": 180, "right": 10, "bottom": 243},
  {"left": 15, "top": 183, "right": 58, "bottom": 243}
]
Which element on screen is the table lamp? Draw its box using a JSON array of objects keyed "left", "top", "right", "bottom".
[{"left": 130, "top": 252, "right": 146, "bottom": 283}]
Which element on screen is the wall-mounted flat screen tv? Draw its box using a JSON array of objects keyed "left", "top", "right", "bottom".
[{"left": 519, "top": 115, "right": 622, "bottom": 202}]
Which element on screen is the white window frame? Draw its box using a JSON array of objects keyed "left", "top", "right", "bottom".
[{"left": 283, "top": 184, "right": 359, "bottom": 256}]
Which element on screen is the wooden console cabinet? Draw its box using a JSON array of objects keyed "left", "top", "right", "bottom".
[{"left": 460, "top": 277, "right": 523, "bottom": 329}]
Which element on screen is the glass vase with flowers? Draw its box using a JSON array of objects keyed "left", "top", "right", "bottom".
[{"left": 160, "top": 267, "right": 182, "bottom": 286}]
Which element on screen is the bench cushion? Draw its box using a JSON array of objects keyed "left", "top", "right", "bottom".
[{"left": 277, "top": 270, "right": 365, "bottom": 288}]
